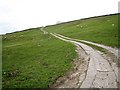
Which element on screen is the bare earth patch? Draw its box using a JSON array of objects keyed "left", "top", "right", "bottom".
[{"left": 50, "top": 44, "right": 89, "bottom": 88}]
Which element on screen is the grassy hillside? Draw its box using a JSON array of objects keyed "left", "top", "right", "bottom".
[
  {"left": 2, "top": 14, "right": 119, "bottom": 88},
  {"left": 2, "top": 28, "right": 76, "bottom": 88},
  {"left": 45, "top": 14, "right": 118, "bottom": 47}
]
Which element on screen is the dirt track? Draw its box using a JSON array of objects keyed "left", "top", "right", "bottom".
[{"left": 50, "top": 33, "right": 119, "bottom": 88}]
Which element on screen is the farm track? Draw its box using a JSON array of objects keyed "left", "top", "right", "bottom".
[
  {"left": 41, "top": 29, "right": 119, "bottom": 88},
  {"left": 55, "top": 33, "right": 118, "bottom": 58},
  {"left": 50, "top": 33, "right": 119, "bottom": 88}
]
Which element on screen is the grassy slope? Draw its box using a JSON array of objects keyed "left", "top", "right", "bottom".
[
  {"left": 45, "top": 14, "right": 118, "bottom": 48},
  {"left": 2, "top": 28, "right": 76, "bottom": 88},
  {"left": 2, "top": 14, "right": 119, "bottom": 88}
]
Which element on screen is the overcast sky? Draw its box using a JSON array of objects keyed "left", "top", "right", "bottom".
[{"left": 0, "top": 0, "right": 119, "bottom": 34}]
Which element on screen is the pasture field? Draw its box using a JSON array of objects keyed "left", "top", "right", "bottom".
[
  {"left": 45, "top": 14, "right": 118, "bottom": 47},
  {"left": 2, "top": 14, "right": 119, "bottom": 88},
  {"left": 2, "top": 29, "right": 76, "bottom": 88}
]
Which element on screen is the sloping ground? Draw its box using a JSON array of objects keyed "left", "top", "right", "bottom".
[
  {"left": 56, "top": 33, "right": 118, "bottom": 58},
  {"left": 2, "top": 29, "right": 76, "bottom": 88},
  {"left": 45, "top": 14, "right": 118, "bottom": 48},
  {"left": 2, "top": 14, "right": 119, "bottom": 88},
  {"left": 43, "top": 14, "right": 119, "bottom": 88},
  {"left": 50, "top": 33, "right": 119, "bottom": 88}
]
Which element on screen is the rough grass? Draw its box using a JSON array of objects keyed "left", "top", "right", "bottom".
[
  {"left": 2, "top": 14, "right": 119, "bottom": 88},
  {"left": 2, "top": 28, "right": 76, "bottom": 88},
  {"left": 45, "top": 14, "right": 118, "bottom": 48}
]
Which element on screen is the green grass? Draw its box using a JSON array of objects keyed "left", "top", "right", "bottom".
[
  {"left": 2, "top": 14, "right": 119, "bottom": 88},
  {"left": 55, "top": 34, "right": 107, "bottom": 54},
  {"left": 45, "top": 14, "right": 119, "bottom": 48},
  {"left": 2, "top": 28, "right": 76, "bottom": 88}
]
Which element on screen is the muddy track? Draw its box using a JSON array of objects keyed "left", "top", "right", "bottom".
[{"left": 50, "top": 33, "right": 119, "bottom": 88}]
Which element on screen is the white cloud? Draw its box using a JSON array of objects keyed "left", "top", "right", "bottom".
[{"left": 0, "top": 0, "right": 119, "bottom": 34}]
